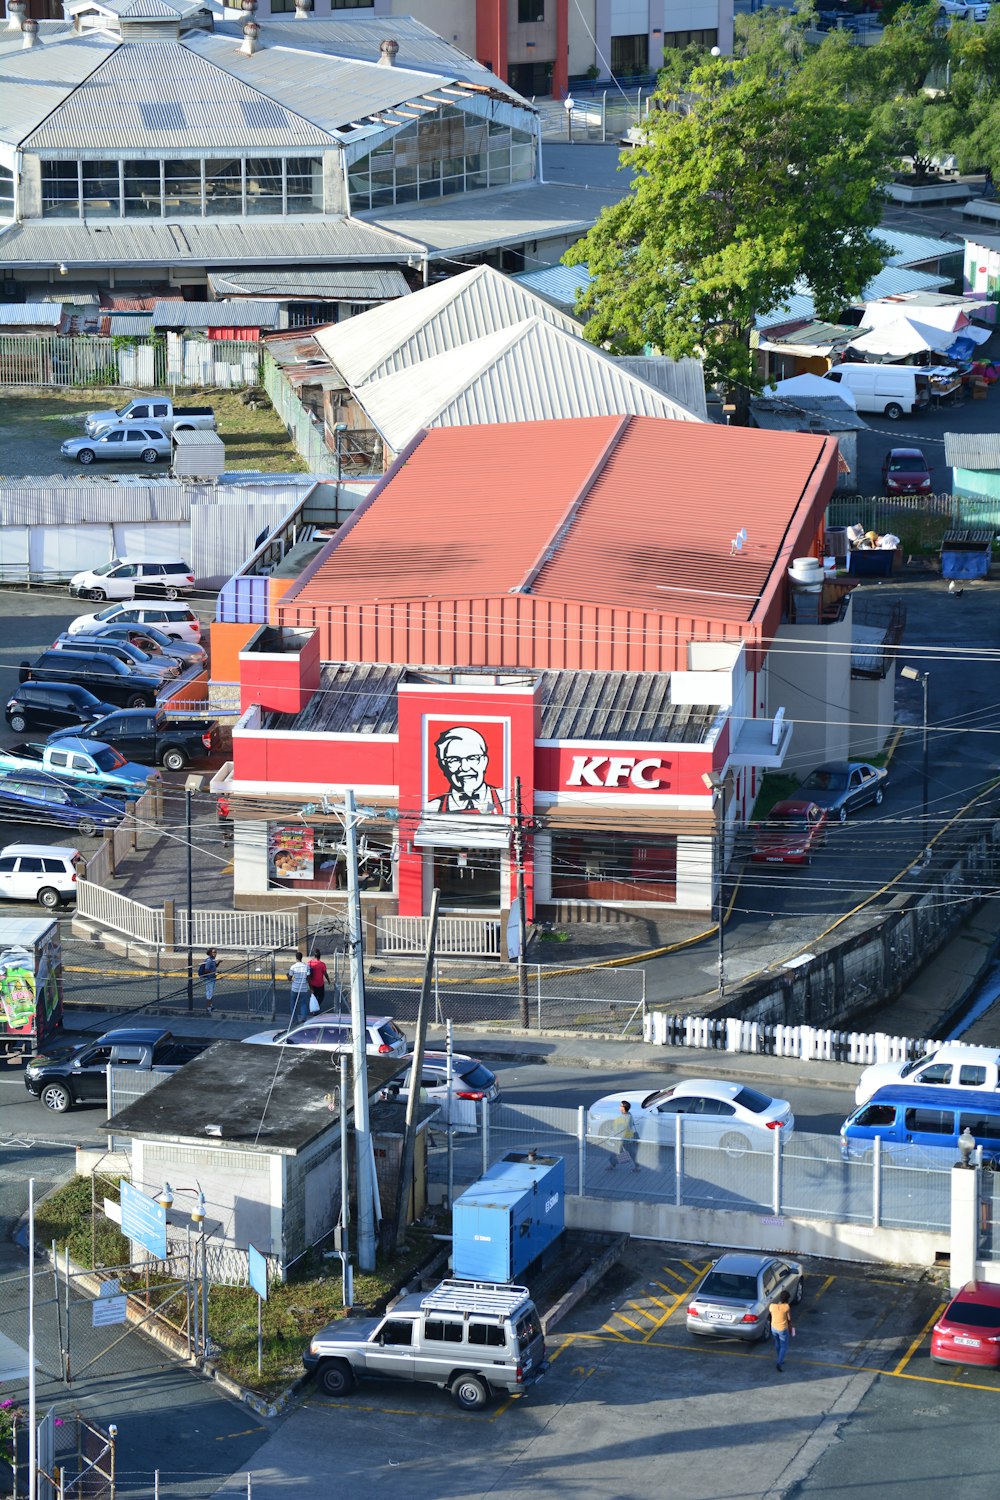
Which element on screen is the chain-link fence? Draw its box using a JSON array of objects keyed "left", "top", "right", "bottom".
[
  {"left": 61, "top": 947, "right": 277, "bottom": 1022},
  {"left": 11, "top": 1411, "right": 116, "bottom": 1500}
]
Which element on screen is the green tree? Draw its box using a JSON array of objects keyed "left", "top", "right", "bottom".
[{"left": 565, "top": 52, "right": 890, "bottom": 423}]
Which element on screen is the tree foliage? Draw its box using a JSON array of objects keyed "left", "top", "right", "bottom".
[{"left": 565, "top": 43, "right": 891, "bottom": 420}]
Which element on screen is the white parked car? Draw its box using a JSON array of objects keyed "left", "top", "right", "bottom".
[
  {"left": 855, "top": 1044, "right": 1000, "bottom": 1105},
  {"left": 68, "top": 559, "right": 194, "bottom": 603},
  {"left": 243, "top": 1015, "right": 408, "bottom": 1057},
  {"left": 0, "top": 844, "right": 81, "bottom": 908},
  {"left": 588, "top": 1078, "right": 794, "bottom": 1155},
  {"left": 68, "top": 604, "right": 202, "bottom": 645},
  {"left": 60, "top": 424, "right": 171, "bottom": 467},
  {"left": 938, "top": 0, "right": 990, "bottom": 18}
]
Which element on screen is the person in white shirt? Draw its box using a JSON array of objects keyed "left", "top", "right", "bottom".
[{"left": 287, "top": 950, "right": 311, "bottom": 1024}]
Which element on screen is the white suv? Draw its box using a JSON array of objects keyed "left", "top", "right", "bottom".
[
  {"left": 69, "top": 603, "right": 202, "bottom": 645},
  {"left": 0, "top": 844, "right": 80, "bottom": 908},
  {"left": 68, "top": 558, "right": 194, "bottom": 602}
]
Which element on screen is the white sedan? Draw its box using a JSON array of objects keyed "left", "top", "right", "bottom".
[
  {"left": 588, "top": 1078, "right": 794, "bottom": 1155},
  {"left": 938, "top": 0, "right": 990, "bottom": 19},
  {"left": 243, "top": 1015, "right": 407, "bottom": 1057}
]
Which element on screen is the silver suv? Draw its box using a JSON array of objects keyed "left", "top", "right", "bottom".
[{"left": 303, "top": 1279, "right": 547, "bottom": 1410}]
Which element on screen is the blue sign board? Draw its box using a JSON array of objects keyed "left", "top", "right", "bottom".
[
  {"left": 119, "top": 1180, "right": 167, "bottom": 1259},
  {"left": 248, "top": 1244, "right": 268, "bottom": 1302}
]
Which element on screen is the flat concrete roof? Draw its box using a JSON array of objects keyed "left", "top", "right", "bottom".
[{"left": 105, "top": 1040, "right": 401, "bottom": 1155}]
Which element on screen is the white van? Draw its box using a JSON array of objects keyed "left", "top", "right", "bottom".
[
  {"left": 68, "top": 558, "right": 194, "bottom": 602},
  {"left": 823, "top": 364, "right": 942, "bottom": 420},
  {"left": 68, "top": 603, "right": 202, "bottom": 645}
]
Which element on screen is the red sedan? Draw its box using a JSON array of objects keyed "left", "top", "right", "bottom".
[
  {"left": 750, "top": 800, "right": 828, "bottom": 865},
  {"left": 931, "top": 1282, "right": 1000, "bottom": 1367}
]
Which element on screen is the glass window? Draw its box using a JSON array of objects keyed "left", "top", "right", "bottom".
[
  {"left": 270, "top": 0, "right": 294, "bottom": 9},
  {"left": 378, "top": 1319, "right": 413, "bottom": 1346},
  {"left": 959, "top": 1066, "right": 988, "bottom": 1087},
  {"left": 0, "top": 165, "right": 13, "bottom": 217},
  {"left": 18, "top": 858, "right": 44, "bottom": 873},
  {"left": 551, "top": 832, "right": 677, "bottom": 902},
  {"left": 163, "top": 160, "right": 203, "bottom": 218},
  {"left": 42, "top": 162, "right": 80, "bottom": 218},
  {"left": 82, "top": 161, "right": 120, "bottom": 218},
  {"left": 518, "top": 0, "right": 544, "bottom": 19},
  {"left": 348, "top": 106, "right": 535, "bottom": 211},
  {"left": 468, "top": 1322, "right": 505, "bottom": 1347},
  {"left": 960, "top": 1112, "right": 1000, "bottom": 1142},
  {"left": 904, "top": 1108, "right": 952, "bottom": 1135},
  {"left": 611, "top": 33, "right": 649, "bottom": 74},
  {"left": 204, "top": 159, "right": 243, "bottom": 216},
  {"left": 286, "top": 158, "right": 322, "bottom": 214},
  {"left": 424, "top": 1319, "right": 463, "bottom": 1343},
  {"left": 124, "top": 161, "right": 162, "bottom": 218},
  {"left": 246, "top": 158, "right": 283, "bottom": 215}
]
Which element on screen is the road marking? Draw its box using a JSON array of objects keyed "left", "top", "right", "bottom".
[
  {"left": 892, "top": 1302, "right": 946, "bottom": 1376},
  {"left": 214, "top": 1427, "right": 265, "bottom": 1441},
  {"left": 641, "top": 1267, "right": 706, "bottom": 1344},
  {"left": 614, "top": 1313, "right": 648, "bottom": 1335},
  {"left": 657, "top": 1267, "right": 688, "bottom": 1284},
  {"left": 680, "top": 1260, "right": 701, "bottom": 1275},
  {"left": 624, "top": 1300, "right": 660, "bottom": 1324},
  {"left": 308, "top": 1401, "right": 473, "bottom": 1420},
  {"left": 813, "top": 1275, "right": 836, "bottom": 1303}
]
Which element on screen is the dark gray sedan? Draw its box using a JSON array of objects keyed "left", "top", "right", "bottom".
[
  {"left": 687, "top": 1252, "right": 804, "bottom": 1341},
  {"left": 796, "top": 760, "right": 887, "bottom": 823}
]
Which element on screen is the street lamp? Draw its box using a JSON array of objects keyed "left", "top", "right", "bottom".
[
  {"left": 900, "top": 666, "right": 930, "bottom": 835},
  {"left": 333, "top": 421, "right": 347, "bottom": 523},
  {"left": 702, "top": 771, "right": 727, "bottom": 1001},
  {"left": 564, "top": 95, "right": 575, "bottom": 143}
]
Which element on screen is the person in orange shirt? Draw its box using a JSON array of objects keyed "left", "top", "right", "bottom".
[{"left": 771, "top": 1290, "right": 794, "bottom": 1372}]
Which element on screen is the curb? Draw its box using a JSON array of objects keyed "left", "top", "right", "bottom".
[{"left": 542, "top": 1233, "right": 630, "bottom": 1334}]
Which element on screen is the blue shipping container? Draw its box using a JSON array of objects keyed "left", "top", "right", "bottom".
[{"left": 452, "top": 1152, "right": 565, "bottom": 1283}]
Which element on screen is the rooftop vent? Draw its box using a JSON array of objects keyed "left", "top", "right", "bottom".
[
  {"left": 378, "top": 37, "right": 399, "bottom": 67},
  {"left": 294, "top": 0, "right": 311, "bottom": 16},
  {"left": 240, "top": 17, "right": 259, "bottom": 54},
  {"left": 6, "top": 0, "right": 26, "bottom": 32},
  {"left": 21, "top": 16, "right": 39, "bottom": 45}
]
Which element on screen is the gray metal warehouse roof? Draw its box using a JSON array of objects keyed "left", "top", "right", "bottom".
[
  {"left": 943, "top": 433, "right": 1000, "bottom": 470},
  {"left": 366, "top": 181, "right": 624, "bottom": 257},
  {"left": 151, "top": 300, "right": 281, "bottom": 329},
  {"left": 208, "top": 267, "right": 410, "bottom": 300}
]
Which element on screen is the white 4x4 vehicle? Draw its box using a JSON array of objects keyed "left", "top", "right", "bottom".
[
  {"left": 303, "top": 1280, "right": 547, "bottom": 1410},
  {"left": 855, "top": 1043, "right": 1000, "bottom": 1105},
  {"left": 68, "top": 559, "right": 194, "bottom": 602},
  {"left": 0, "top": 844, "right": 80, "bottom": 908},
  {"left": 69, "top": 604, "right": 202, "bottom": 645}
]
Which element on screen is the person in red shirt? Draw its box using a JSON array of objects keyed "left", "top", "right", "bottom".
[{"left": 307, "top": 950, "right": 328, "bottom": 1012}]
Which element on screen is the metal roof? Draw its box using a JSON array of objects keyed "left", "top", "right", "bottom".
[
  {"left": 612, "top": 356, "right": 708, "bottom": 422},
  {"left": 207, "top": 267, "right": 410, "bottom": 300},
  {"left": 760, "top": 321, "right": 858, "bottom": 352},
  {"left": 750, "top": 397, "right": 869, "bottom": 434},
  {"left": 0, "top": 32, "right": 117, "bottom": 148},
  {"left": 943, "top": 433, "right": 1000, "bottom": 470},
  {"left": 355, "top": 316, "right": 702, "bottom": 451},
  {"left": 260, "top": 660, "right": 716, "bottom": 744},
  {"left": 365, "top": 181, "right": 624, "bottom": 257},
  {"left": 0, "top": 217, "right": 419, "bottom": 269},
  {"left": 878, "top": 228, "right": 963, "bottom": 267},
  {"left": 313, "top": 264, "right": 580, "bottom": 388},
  {"left": 73, "top": 0, "right": 202, "bottom": 15},
  {"left": 288, "top": 416, "right": 832, "bottom": 628},
  {"left": 150, "top": 300, "right": 280, "bottom": 328},
  {"left": 0, "top": 303, "right": 63, "bottom": 326},
  {"left": 105, "top": 313, "right": 153, "bottom": 334},
  {"left": 510, "top": 263, "right": 594, "bottom": 309},
  {"left": 757, "top": 265, "right": 952, "bottom": 330}
]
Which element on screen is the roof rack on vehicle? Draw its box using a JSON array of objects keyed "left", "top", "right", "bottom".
[{"left": 420, "top": 1280, "right": 532, "bottom": 1318}]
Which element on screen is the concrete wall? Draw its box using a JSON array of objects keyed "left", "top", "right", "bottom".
[
  {"left": 134, "top": 1139, "right": 273, "bottom": 1253},
  {"left": 849, "top": 669, "right": 895, "bottom": 760},
  {"left": 566, "top": 1194, "right": 946, "bottom": 1266},
  {"left": 391, "top": 0, "right": 477, "bottom": 58},
  {"left": 767, "top": 608, "right": 853, "bottom": 776}
]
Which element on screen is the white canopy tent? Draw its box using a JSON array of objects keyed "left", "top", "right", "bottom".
[
  {"left": 763, "top": 372, "right": 858, "bottom": 409},
  {"left": 848, "top": 317, "right": 956, "bottom": 357}
]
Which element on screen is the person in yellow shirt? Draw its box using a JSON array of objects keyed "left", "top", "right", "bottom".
[{"left": 771, "top": 1290, "right": 794, "bottom": 1372}]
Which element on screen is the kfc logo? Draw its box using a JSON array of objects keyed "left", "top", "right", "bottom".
[
  {"left": 567, "top": 755, "right": 667, "bottom": 790},
  {"left": 426, "top": 723, "right": 508, "bottom": 814}
]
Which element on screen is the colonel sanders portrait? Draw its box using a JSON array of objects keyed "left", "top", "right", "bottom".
[{"left": 428, "top": 726, "right": 505, "bottom": 814}]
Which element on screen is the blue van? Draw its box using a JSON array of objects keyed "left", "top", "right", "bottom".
[{"left": 841, "top": 1084, "right": 1000, "bottom": 1164}]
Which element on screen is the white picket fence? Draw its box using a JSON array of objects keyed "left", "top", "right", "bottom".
[
  {"left": 644, "top": 1011, "right": 940, "bottom": 1066},
  {"left": 76, "top": 878, "right": 298, "bottom": 952},
  {"left": 377, "top": 914, "right": 501, "bottom": 957}
]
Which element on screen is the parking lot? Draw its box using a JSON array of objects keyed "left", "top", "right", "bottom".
[{"left": 209, "top": 1240, "right": 999, "bottom": 1500}]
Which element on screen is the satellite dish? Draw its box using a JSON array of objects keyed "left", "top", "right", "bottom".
[
  {"left": 731, "top": 535, "right": 744, "bottom": 555},
  {"left": 771, "top": 706, "right": 786, "bottom": 747},
  {"left": 738, "top": 528, "right": 748, "bottom": 545}
]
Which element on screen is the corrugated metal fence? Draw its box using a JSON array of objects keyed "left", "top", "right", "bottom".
[
  {"left": 0, "top": 334, "right": 260, "bottom": 389},
  {"left": 262, "top": 353, "right": 335, "bottom": 474}
]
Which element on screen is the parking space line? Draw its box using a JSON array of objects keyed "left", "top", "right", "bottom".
[
  {"left": 641, "top": 1267, "right": 705, "bottom": 1344},
  {"left": 490, "top": 1332, "right": 577, "bottom": 1421},
  {"left": 213, "top": 1428, "right": 265, "bottom": 1441},
  {"left": 614, "top": 1312, "right": 648, "bottom": 1335},
  {"left": 657, "top": 1267, "right": 688, "bottom": 1285},
  {"left": 625, "top": 1300, "right": 661, "bottom": 1324},
  {"left": 892, "top": 1302, "right": 946, "bottom": 1376},
  {"left": 680, "top": 1260, "right": 701, "bottom": 1275},
  {"left": 813, "top": 1275, "right": 836, "bottom": 1303}
]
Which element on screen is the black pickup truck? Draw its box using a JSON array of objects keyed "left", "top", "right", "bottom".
[
  {"left": 24, "top": 1027, "right": 208, "bottom": 1112},
  {"left": 49, "top": 707, "right": 219, "bottom": 772}
]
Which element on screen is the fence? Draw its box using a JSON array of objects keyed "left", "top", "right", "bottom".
[
  {"left": 11, "top": 1411, "right": 116, "bottom": 1500},
  {"left": 644, "top": 1013, "right": 939, "bottom": 1066},
  {"left": 262, "top": 353, "right": 335, "bottom": 474},
  {"left": 74, "top": 879, "right": 299, "bottom": 953},
  {"left": 0, "top": 333, "right": 260, "bottom": 390},
  {"left": 377, "top": 915, "right": 500, "bottom": 957},
  {"left": 827, "top": 492, "right": 1000, "bottom": 553},
  {"left": 534, "top": 89, "right": 653, "bottom": 143}
]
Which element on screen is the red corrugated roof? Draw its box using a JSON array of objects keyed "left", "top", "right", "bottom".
[{"left": 287, "top": 416, "right": 832, "bottom": 628}]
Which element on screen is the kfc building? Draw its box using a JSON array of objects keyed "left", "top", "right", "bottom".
[{"left": 221, "top": 415, "right": 841, "bottom": 946}]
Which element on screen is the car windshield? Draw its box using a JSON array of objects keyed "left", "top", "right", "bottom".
[
  {"left": 945, "top": 1299, "right": 1000, "bottom": 1329},
  {"left": 699, "top": 1271, "right": 758, "bottom": 1301},
  {"left": 802, "top": 769, "right": 848, "bottom": 793},
  {"left": 900, "top": 1052, "right": 934, "bottom": 1079},
  {"left": 888, "top": 456, "right": 923, "bottom": 472},
  {"left": 733, "top": 1086, "right": 774, "bottom": 1114},
  {"left": 458, "top": 1063, "right": 495, "bottom": 1089},
  {"left": 763, "top": 816, "right": 810, "bottom": 835},
  {"left": 92, "top": 747, "right": 125, "bottom": 771},
  {"left": 91, "top": 561, "right": 120, "bottom": 578},
  {"left": 95, "top": 606, "right": 120, "bottom": 621}
]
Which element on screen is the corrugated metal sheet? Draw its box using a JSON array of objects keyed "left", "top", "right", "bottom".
[
  {"left": 612, "top": 356, "right": 708, "bottom": 422},
  {"left": 24, "top": 41, "right": 336, "bottom": 151},
  {"left": 313, "top": 265, "right": 581, "bottom": 388},
  {"left": 0, "top": 32, "right": 116, "bottom": 148},
  {"left": 862, "top": 266, "right": 951, "bottom": 301},
  {"left": 262, "top": 662, "right": 405, "bottom": 734},
  {"left": 366, "top": 181, "right": 623, "bottom": 256},
  {"left": 0, "top": 217, "right": 417, "bottom": 267},
  {"left": 879, "top": 228, "right": 963, "bottom": 267},
  {"left": 190, "top": 494, "right": 301, "bottom": 588},
  {"left": 0, "top": 476, "right": 191, "bottom": 525},
  {"left": 356, "top": 317, "right": 702, "bottom": 451},
  {"left": 538, "top": 671, "right": 716, "bottom": 743},
  {"left": 151, "top": 301, "right": 280, "bottom": 329},
  {"left": 105, "top": 313, "right": 153, "bottom": 335},
  {"left": 749, "top": 398, "right": 869, "bottom": 433},
  {"left": 100, "top": 0, "right": 197, "bottom": 16},
  {"left": 208, "top": 267, "right": 410, "bottom": 299},
  {"left": 510, "top": 264, "right": 594, "bottom": 309},
  {"left": 943, "top": 433, "right": 1000, "bottom": 470},
  {"left": 0, "top": 304, "right": 63, "bottom": 327}
]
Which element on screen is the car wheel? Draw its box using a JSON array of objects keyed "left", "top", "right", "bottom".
[
  {"left": 837, "top": 806, "right": 847, "bottom": 824},
  {"left": 884, "top": 402, "right": 904, "bottom": 421},
  {"left": 793, "top": 1277, "right": 805, "bottom": 1304},
  {"left": 9, "top": 713, "right": 26, "bottom": 733},
  {"left": 141, "top": 448, "right": 159, "bottom": 465},
  {"left": 721, "top": 1132, "right": 751, "bottom": 1157},
  {"left": 77, "top": 816, "right": 98, "bottom": 837},
  {"left": 317, "top": 1359, "right": 354, "bottom": 1397},
  {"left": 41, "top": 1083, "right": 71, "bottom": 1113},
  {"left": 875, "top": 787, "right": 884, "bottom": 805},
  {"left": 162, "top": 747, "right": 186, "bottom": 773},
  {"left": 37, "top": 887, "right": 61, "bottom": 910},
  {"left": 756, "top": 1315, "right": 772, "bottom": 1343},
  {"left": 77, "top": 448, "right": 95, "bottom": 465},
  {"left": 127, "top": 693, "right": 148, "bottom": 709},
  {"left": 90, "top": 588, "right": 107, "bottom": 602},
  {"left": 164, "top": 586, "right": 180, "bottom": 601},
  {"left": 451, "top": 1373, "right": 490, "bottom": 1410}
]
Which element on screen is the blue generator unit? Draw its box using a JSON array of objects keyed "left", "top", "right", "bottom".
[{"left": 452, "top": 1151, "right": 565, "bottom": 1283}]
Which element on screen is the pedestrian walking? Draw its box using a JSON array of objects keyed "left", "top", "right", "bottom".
[
  {"left": 287, "top": 950, "right": 311, "bottom": 1024},
  {"left": 198, "top": 948, "right": 218, "bottom": 1013},
  {"left": 307, "top": 949, "right": 328, "bottom": 1013},
  {"left": 605, "top": 1100, "right": 640, "bottom": 1172},
  {"left": 771, "top": 1290, "right": 794, "bottom": 1372}
]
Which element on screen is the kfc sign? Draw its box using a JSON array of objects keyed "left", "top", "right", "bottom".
[{"left": 567, "top": 755, "right": 668, "bottom": 790}]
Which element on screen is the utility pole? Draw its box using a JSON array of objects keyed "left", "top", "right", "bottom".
[
  {"left": 512, "top": 777, "right": 529, "bottom": 1028},
  {"left": 185, "top": 786, "right": 194, "bottom": 1012},
  {"left": 702, "top": 771, "right": 726, "bottom": 1002},
  {"left": 393, "top": 889, "right": 440, "bottom": 1250},
  {"left": 344, "top": 789, "right": 375, "bottom": 1272}
]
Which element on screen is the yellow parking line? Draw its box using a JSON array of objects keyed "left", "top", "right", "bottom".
[
  {"left": 615, "top": 1313, "right": 648, "bottom": 1335},
  {"left": 657, "top": 1267, "right": 688, "bottom": 1285},
  {"left": 644, "top": 1292, "right": 671, "bottom": 1312},
  {"left": 680, "top": 1260, "right": 701, "bottom": 1275},
  {"left": 641, "top": 1267, "right": 705, "bottom": 1344},
  {"left": 625, "top": 1301, "right": 661, "bottom": 1324},
  {"left": 813, "top": 1275, "right": 836, "bottom": 1303},
  {"left": 214, "top": 1427, "right": 265, "bottom": 1441},
  {"left": 893, "top": 1303, "right": 945, "bottom": 1376}
]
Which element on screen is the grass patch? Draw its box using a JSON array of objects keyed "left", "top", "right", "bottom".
[
  {"left": 35, "top": 1174, "right": 441, "bottom": 1397},
  {"left": 750, "top": 772, "right": 799, "bottom": 821}
]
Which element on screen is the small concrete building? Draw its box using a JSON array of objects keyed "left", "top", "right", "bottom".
[{"left": 104, "top": 1041, "right": 418, "bottom": 1279}]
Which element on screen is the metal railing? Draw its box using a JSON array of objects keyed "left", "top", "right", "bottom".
[
  {"left": 262, "top": 353, "right": 335, "bottom": 474},
  {"left": 377, "top": 914, "right": 501, "bottom": 957},
  {"left": 644, "top": 1012, "right": 938, "bottom": 1066},
  {"left": 77, "top": 882, "right": 164, "bottom": 946},
  {"left": 175, "top": 906, "right": 298, "bottom": 951}
]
